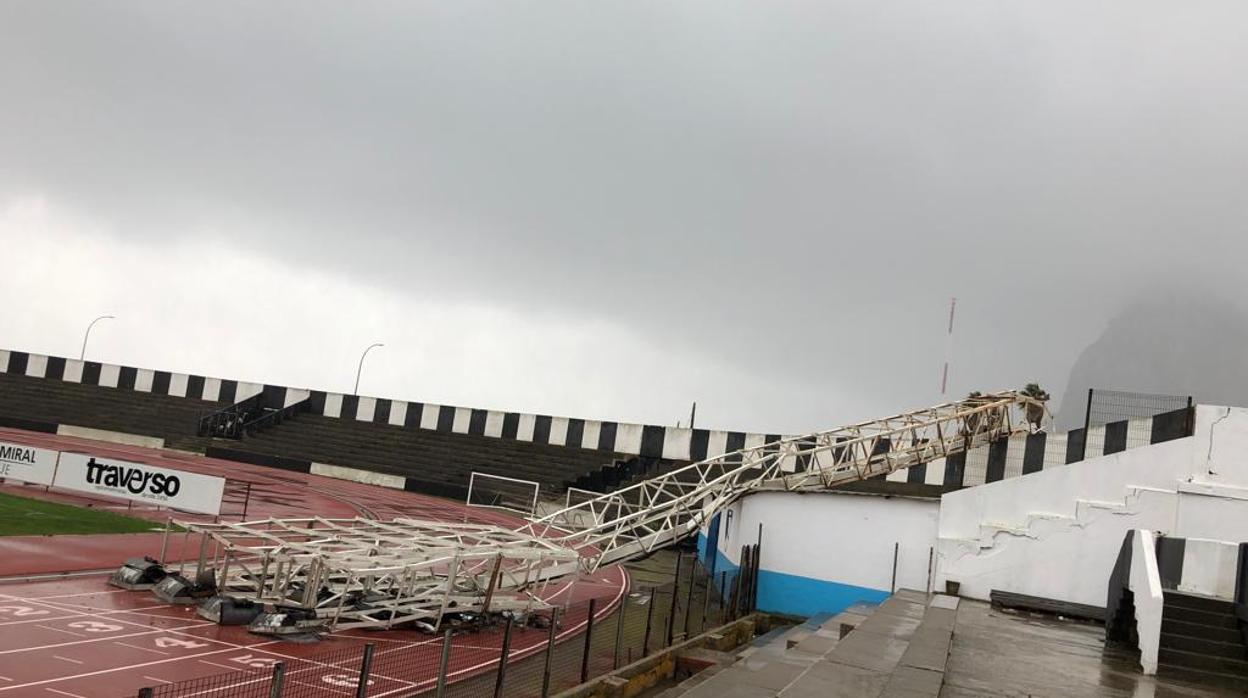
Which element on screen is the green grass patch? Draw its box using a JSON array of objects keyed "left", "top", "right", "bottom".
[{"left": 0, "top": 491, "right": 168, "bottom": 536}]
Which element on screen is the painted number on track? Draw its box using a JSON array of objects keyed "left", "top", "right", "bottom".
[
  {"left": 323, "top": 674, "right": 370, "bottom": 688},
  {"left": 231, "top": 655, "right": 280, "bottom": 669},
  {"left": 67, "top": 620, "right": 125, "bottom": 633},
  {"left": 0, "top": 605, "right": 49, "bottom": 617},
  {"left": 155, "top": 637, "right": 210, "bottom": 649}
]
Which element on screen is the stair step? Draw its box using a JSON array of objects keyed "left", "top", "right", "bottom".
[
  {"left": 1162, "top": 619, "right": 1242, "bottom": 644},
  {"left": 1162, "top": 604, "right": 1240, "bottom": 630},
  {"left": 1157, "top": 662, "right": 1248, "bottom": 691},
  {"left": 1158, "top": 647, "right": 1248, "bottom": 677},
  {"left": 1160, "top": 633, "right": 1248, "bottom": 660},
  {"left": 1164, "top": 590, "right": 1235, "bottom": 614}
]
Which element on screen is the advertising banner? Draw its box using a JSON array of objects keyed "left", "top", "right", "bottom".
[
  {"left": 0, "top": 440, "right": 58, "bottom": 486},
  {"left": 54, "top": 452, "right": 225, "bottom": 515}
]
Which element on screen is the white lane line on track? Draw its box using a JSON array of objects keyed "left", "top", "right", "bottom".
[
  {"left": 197, "top": 659, "right": 239, "bottom": 672},
  {"left": 45, "top": 689, "right": 88, "bottom": 698},
  {"left": 0, "top": 676, "right": 11, "bottom": 682},
  {"left": 51, "top": 656, "right": 83, "bottom": 664},
  {"left": 285, "top": 677, "right": 353, "bottom": 696},
  {"left": 0, "top": 593, "right": 212, "bottom": 637},
  {"left": 0, "top": 593, "right": 93, "bottom": 620},
  {"left": 114, "top": 641, "right": 168, "bottom": 655},
  {"left": 36, "top": 625, "right": 86, "bottom": 638},
  {"left": 0, "top": 641, "right": 282, "bottom": 693},
  {"left": 23, "top": 590, "right": 127, "bottom": 601},
  {"left": 16, "top": 607, "right": 254, "bottom": 652},
  {"left": 0, "top": 600, "right": 185, "bottom": 628},
  {"left": 0, "top": 570, "right": 112, "bottom": 585},
  {"left": 0, "top": 623, "right": 209, "bottom": 655},
  {"left": 0, "top": 614, "right": 81, "bottom": 628}
]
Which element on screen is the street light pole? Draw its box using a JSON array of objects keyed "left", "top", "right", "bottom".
[
  {"left": 353, "top": 342, "right": 384, "bottom": 395},
  {"left": 80, "top": 315, "right": 116, "bottom": 361}
]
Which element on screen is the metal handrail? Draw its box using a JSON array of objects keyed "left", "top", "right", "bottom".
[
  {"left": 241, "top": 398, "right": 310, "bottom": 436},
  {"left": 196, "top": 393, "right": 264, "bottom": 439}
]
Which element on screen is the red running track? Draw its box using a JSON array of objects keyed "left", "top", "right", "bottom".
[{"left": 0, "top": 429, "right": 628, "bottom": 697}]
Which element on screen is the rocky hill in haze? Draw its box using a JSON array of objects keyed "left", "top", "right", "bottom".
[{"left": 1056, "top": 293, "right": 1248, "bottom": 428}]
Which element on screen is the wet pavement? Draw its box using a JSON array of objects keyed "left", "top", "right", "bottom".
[{"left": 942, "top": 599, "right": 1240, "bottom": 697}]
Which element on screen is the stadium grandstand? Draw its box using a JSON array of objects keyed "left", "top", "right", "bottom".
[{"left": 0, "top": 348, "right": 1245, "bottom": 697}]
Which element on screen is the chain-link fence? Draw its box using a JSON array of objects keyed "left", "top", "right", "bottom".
[
  {"left": 135, "top": 552, "right": 739, "bottom": 698},
  {"left": 1080, "top": 389, "right": 1193, "bottom": 459}
]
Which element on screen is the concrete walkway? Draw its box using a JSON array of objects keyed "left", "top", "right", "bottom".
[{"left": 942, "top": 599, "right": 1243, "bottom": 697}]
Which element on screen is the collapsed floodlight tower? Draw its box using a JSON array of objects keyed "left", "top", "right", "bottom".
[{"left": 162, "top": 390, "right": 1044, "bottom": 631}]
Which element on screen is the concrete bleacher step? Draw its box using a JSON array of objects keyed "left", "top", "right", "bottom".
[
  {"left": 1, "top": 368, "right": 670, "bottom": 502},
  {"left": 0, "top": 371, "right": 225, "bottom": 444},
  {"left": 668, "top": 591, "right": 957, "bottom": 698},
  {"left": 220, "top": 412, "right": 631, "bottom": 496}
]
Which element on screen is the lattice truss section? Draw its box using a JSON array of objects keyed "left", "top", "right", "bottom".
[
  {"left": 171, "top": 390, "right": 1044, "bottom": 630},
  {"left": 176, "top": 517, "right": 578, "bottom": 630},
  {"left": 522, "top": 390, "right": 1044, "bottom": 573}
]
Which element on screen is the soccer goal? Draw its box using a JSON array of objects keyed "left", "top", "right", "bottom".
[{"left": 466, "top": 472, "right": 541, "bottom": 518}]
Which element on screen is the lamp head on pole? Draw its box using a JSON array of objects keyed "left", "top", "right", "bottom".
[
  {"left": 354, "top": 342, "right": 385, "bottom": 395},
  {"left": 81, "top": 314, "right": 117, "bottom": 361}
]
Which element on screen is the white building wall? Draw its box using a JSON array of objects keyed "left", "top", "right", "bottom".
[
  {"left": 715, "top": 491, "right": 940, "bottom": 613},
  {"left": 936, "top": 408, "right": 1248, "bottom": 608},
  {"left": 704, "top": 404, "right": 1248, "bottom": 617}
]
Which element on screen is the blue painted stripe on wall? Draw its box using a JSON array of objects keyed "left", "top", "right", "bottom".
[
  {"left": 755, "top": 568, "right": 890, "bottom": 617},
  {"left": 703, "top": 534, "right": 889, "bottom": 617}
]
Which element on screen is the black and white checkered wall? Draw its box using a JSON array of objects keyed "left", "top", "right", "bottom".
[
  {"left": 0, "top": 349, "right": 778, "bottom": 462},
  {"left": 885, "top": 407, "right": 1192, "bottom": 489},
  {"left": 0, "top": 347, "right": 1194, "bottom": 486}
]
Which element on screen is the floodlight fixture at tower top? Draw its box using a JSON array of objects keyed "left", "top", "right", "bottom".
[{"left": 159, "top": 389, "right": 1044, "bottom": 631}]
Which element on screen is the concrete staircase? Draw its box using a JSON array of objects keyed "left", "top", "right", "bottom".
[
  {"left": 1158, "top": 591, "right": 1248, "bottom": 688},
  {"left": 658, "top": 590, "right": 958, "bottom": 698}
]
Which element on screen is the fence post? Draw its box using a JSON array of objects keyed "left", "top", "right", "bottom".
[
  {"left": 719, "top": 571, "right": 727, "bottom": 623},
  {"left": 890, "top": 542, "right": 899, "bottom": 593},
  {"left": 137, "top": 689, "right": 154, "bottom": 698},
  {"left": 1082, "top": 388, "right": 1093, "bottom": 460},
  {"left": 355, "top": 643, "right": 375, "bottom": 698},
  {"left": 241, "top": 481, "right": 252, "bottom": 521},
  {"left": 435, "top": 629, "right": 453, "bottom": 698},
  {"left": 729, "top": 568, "right": 741, "bottom": 620},
  {"left": 740, "top": 546, "right": 752, "bottom": 615},
  {"left": 700, "top": 568, "right": 711, "bottom": 631},
  {"left": 666, "top": 553, "right": 682, "bottom": 647},
  {"left": 612, "top": 598, "right": 627, "bottom": 670},
  {"left": 755, "top": 524, "right": 764, "bottom": 613},
  {"left": 683, "top": 558, "right": 697, "bottom": 638},
  {"left": 580, "top": 598, "right": 597, "bottom": 684},
  {"left": 642, "top": 586, "right": 657, "bottom": 655},
  {"left": 541, "top": 608, "right": 559, "bottom": 698},
  {"left": 493, "top": 615, "right": 514, "bottom": 698},
  {"left": 268, "top": 662, "right": 285, "bottom": 698}
]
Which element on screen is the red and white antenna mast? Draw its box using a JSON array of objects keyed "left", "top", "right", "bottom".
[{"left": 940, "top": 297, "right": 957, "bottom": 396}]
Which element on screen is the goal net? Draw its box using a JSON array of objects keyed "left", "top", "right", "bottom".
[{"left": 466, "top": 472, "right": 541, "bottom": 518}]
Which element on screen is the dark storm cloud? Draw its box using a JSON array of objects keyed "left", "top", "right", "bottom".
[{"left": 2, "top": 1, "right": 1247, "bottom": 429}]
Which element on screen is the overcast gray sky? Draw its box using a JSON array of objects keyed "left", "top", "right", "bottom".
[{"left": 2, "top": 1, "right": 1245, "bottom": 434}]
